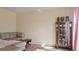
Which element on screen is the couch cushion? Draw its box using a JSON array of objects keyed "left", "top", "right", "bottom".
[
  {"left": 0, "top": 32, "right": 24, "bottom": 40},
  {"left": 0, "top": 33, "right": 10, "bottom": 39},
  {"left": 9, "top": 32, "right": 16, "bottom": 38}
]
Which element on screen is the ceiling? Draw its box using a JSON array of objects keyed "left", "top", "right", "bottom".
[{"left": 4, "top": 7, "right": 58, "bottom": 12}]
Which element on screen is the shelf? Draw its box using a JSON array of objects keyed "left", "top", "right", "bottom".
[{"left": 55, "top": 16, "right": 71, "bottom": 49}]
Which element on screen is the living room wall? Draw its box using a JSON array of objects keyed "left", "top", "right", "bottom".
[
  {"left": 16, "top": 7, "right": 73, "bottom": 46},
  {"left": 0, "top": 8, "right": 16, "bottom": 32}
]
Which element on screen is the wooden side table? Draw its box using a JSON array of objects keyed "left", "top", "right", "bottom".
[
  {"left": 19, "top": 39, "right": 32, "bottom": 50},
  {"left": 25, "top": 39, "right": 32, "bottom": 49}
]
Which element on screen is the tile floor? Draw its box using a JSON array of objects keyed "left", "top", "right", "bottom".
[{"left": 25, "top": 44, "right": 68, "bottom": 51}]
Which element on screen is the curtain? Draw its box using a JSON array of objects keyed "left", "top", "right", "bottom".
[{"left": 73, "top": 8, "right": 79, "bottom": 51}]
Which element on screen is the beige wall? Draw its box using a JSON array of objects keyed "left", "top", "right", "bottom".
[
  {"left": 0, "top": 7, "right": 74, "bottom": 46},
  {"left": 0, "top": 8, "right": 16, "bottom": 32},
  {"left": 16, "top": 8, "right": 73, "bottom": 46}
]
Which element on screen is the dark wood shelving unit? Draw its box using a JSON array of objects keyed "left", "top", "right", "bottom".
[{"left": 55, "top": 16, "right": 72, "bottom": 50}]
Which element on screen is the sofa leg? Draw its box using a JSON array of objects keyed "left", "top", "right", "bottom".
[{"left": 22, "top": 49, "right": 25, "bottom": 51}]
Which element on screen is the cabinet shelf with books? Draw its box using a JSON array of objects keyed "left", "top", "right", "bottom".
[{"left": 55, "top": 16, "right": 72, "bottom": 49}]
